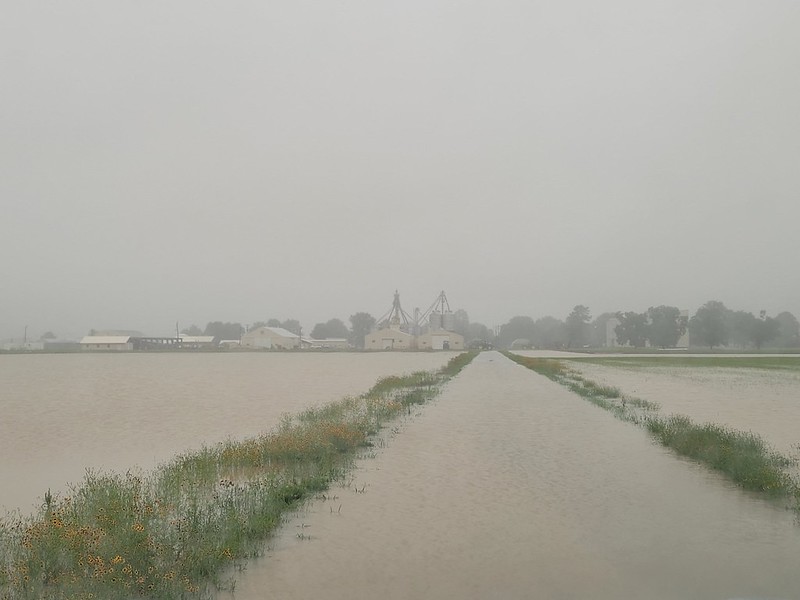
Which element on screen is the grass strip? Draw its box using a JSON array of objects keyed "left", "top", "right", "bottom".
[
  {"left": 504, "top": 352, "right": 800, "bottom": 509},
  {"left": 0, "top": 352, "right": 477, "bottom": 600},
  {"left": 643, "top": 416, "right": 795, "bottom": 497}
]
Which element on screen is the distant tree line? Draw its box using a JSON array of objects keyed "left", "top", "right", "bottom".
[
  {"left": 687, "top": 301, "right": 798, "bottom": 350},
  {"left": 494, "top": 302, "right": 800, "bottom": 351},
  {"left": 175, "top": 300, "right": 800, "bottom": 352}
]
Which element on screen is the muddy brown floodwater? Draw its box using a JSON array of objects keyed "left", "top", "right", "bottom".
[
  {"left": 221, "top": 351, "right": 800, "bottom": 600},
  {"left": 0, "top": 352, "right": 454, "bottom": 514},
  {"left": 566, "top": 358, "right": 800, "bottom": 459}
]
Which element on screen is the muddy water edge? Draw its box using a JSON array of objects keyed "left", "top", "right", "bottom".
[
  {"left": 0, "top": 352, "right": 456, "bottom": 515},
  {"left": 564, "top": 356, "right": 800, "bottom": 459},
  {"left": 219, "top": 351, "right": 800, "bottom": 600}
]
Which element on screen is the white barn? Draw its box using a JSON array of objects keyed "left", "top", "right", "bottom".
[
  {"left": 364, "top": 327, "right": 415, "bottom": 350},
  {"left": 241, "top": 326, "right": 300, "bottom": 350},
  {"left": 80, "top": 336, "right": 134, "bottom": 351},
  {"left": 418, "top": 330, "right": 464, "bottom": 350}
]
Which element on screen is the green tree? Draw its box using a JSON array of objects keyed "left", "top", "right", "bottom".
[
  {"left": 281, "top": 319, "right": 302, "bottom": 335},
  {"left": 204, "top": 322, "right": 244, "bottom": 340},
  {"left": 267, "top": 319, "right": 282, "bottom": 327},
  {"left": 531, "top": 316, "right": 566, "bottom": 349},
  {"left": 689, "top": 301, "right": 730, "bottom": 349},
  {"left": 466, "top": 322, "right": 494, "bottom": 345},
  {"left": 349, "top": 312, "right": 376, "bottom": 349},
  {"left": 497, "top": 316, "right": 537, "bottom": 349},
  {"left": 450, "top": 309, "right": 470, "bottom": 338},
  {"left": 590, "top": 312, "right": 618, "bottom": 347},
  {"left": 728, "top": 310, "right": 780, "bottom": 349},
  {"left": 249, "top": 321, "right": 268, "bottom": 331},
  {"left": 646, "top": 305, "right": 687, "bottom": 348},
  {"left": 181, "top": 324, "right": 203, "bottom": 336},
  {"left": 565, "top": 305, "right": 591, "bottom": 348},
  {"left": 311, "top": 318, "right": 350, "bottom": 340},
  {"left": 325, "top": 318, "right": 349, "bottom": 339},
  {"left": 751, "top": 311, "right": 780, "bottom": 350},
  {"left": 615, "top": 312, "right": 648, "bottom": 347},
  {"left": 774, "top": 311, "right": 800, "bottom": 348},
  {"left": 310, "top": 323, "right": 329, "bottom": 339},
  {"left": 728, "top": 311, "right": 757, "bottom": 349}
]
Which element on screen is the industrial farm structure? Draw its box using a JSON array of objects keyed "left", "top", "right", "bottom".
[{"left": 364, "top": 290, "right": 464, "bottom": 350}]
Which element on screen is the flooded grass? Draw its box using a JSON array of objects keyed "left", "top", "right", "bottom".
[
  {"left": 505, "top": 353, "right": 800, "bottom": 510},
  {"left": 505, "top": 354, "right": 658, "bottom": 422},
  {"left": 0, "top": 352, "right": 477, "bottom": 600},
  {"left": 644, "top": 416, "right": 795, "bottom": 497}
]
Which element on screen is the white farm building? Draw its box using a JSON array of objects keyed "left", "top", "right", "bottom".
[
  {"left": 417, "top": 330, "right": 464, "bottom": 350},
  {"left": 364, "top": 327, "right": 416, "bottom": 350},
  {"left": 80, "top": 336, "right": 134, "bottom": 351},
  {"left": 241, "top": 326, "right": 300, "bottom": 350}
]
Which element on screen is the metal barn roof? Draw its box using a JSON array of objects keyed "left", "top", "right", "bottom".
[{"left": 80, "top": 336, "right": 132, "bottom": 344}]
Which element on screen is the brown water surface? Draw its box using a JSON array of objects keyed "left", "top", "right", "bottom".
[
  {"left": 0, "top": 352, "right": 454, "bottom": 514},
  {"left": 219, "top": 351, "right": 800, "bottom": 600},
  {"left": 563, "top": 357, "right": 800, "bottom": 458}
]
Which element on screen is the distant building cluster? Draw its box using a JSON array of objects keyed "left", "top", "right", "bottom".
[
  {"left": 240, "top": 326, "right": 348, "bottom": 350},
  {"left": 4, "top": 290, "right": 467, "bottom": 353},
  {"left": 78, "top": 334, "right": 220, "bottom": 351},
  {"left": 364, "top": 290, "right": 464, "bottom": 351},
  {"left": 74, "top": 329, "right": 349, "bottom": 352}
]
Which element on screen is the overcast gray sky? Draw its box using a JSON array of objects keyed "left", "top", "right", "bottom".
[{"left": 2, "top": 0, "right": 799, "bottom": 339}]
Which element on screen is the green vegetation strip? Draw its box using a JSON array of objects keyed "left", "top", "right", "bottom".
[
  {"left": 504, "top": 353, "right": 800, "bottom": 508},
  {"left": 0, "top": 352, "right": 477, "bottom": 600}
]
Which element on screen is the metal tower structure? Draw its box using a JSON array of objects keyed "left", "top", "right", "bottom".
[
  {"left": 376, "top": 290, "right": 413, "bottom": 330},
  {"left": 417, "top": 290, "right": 453, "bottom": 330}
]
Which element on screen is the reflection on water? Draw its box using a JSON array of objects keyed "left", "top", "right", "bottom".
[
  {"left": 0, "top": 352, "right": 454, "bottom": 514},
  {"left": 219, "top": 352, "right": 800, "bottom": 600}
]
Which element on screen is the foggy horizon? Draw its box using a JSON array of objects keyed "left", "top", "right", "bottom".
[
  {"left": 1, "top": 288, "right": 798, "bottom": 342},
  {"left": 3, "top": 1, "right": 799, "bottom": 341}
]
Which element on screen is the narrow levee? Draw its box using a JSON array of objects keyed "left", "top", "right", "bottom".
[{"left": 219, "top": 351, "right": 800, "bottom": 600}]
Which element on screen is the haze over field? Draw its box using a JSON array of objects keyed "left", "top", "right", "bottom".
[{"left": 2, "top": 1, "right": 799, "bottom": 339}]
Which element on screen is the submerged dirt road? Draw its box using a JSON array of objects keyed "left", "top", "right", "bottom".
[{"left": 222, "top": 351, "right": 800, "bottom": 600}]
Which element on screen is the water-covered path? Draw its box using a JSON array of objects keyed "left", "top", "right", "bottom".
[{"left": 223, "top": 351, "right": 800, "bottom": 599}]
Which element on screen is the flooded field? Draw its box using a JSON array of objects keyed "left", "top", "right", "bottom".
[
  {"left": 221, "top": 351, "right": 800, "bottom": 600},
  {"left": 0, "top": 352, "right": 454, "bottom": 514},
  {"left": 4, "top": 351, "right": 800, "bottom": 598},
  {"left": 561, "top": 356, "right": 800, "bottom": 459}
]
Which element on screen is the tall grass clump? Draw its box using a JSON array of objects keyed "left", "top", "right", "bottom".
[
  {"left": 644, "top": 416, "right": 796, "bottom": 497},
  {"left": 505, "top": 351, "right": 800, "bottom": 511},
  {"left": 438, "top": 350, "right": 479, "bottom": 378},
  {"left": 0, "top": 352, "right": 477, "bottom": 600}
]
